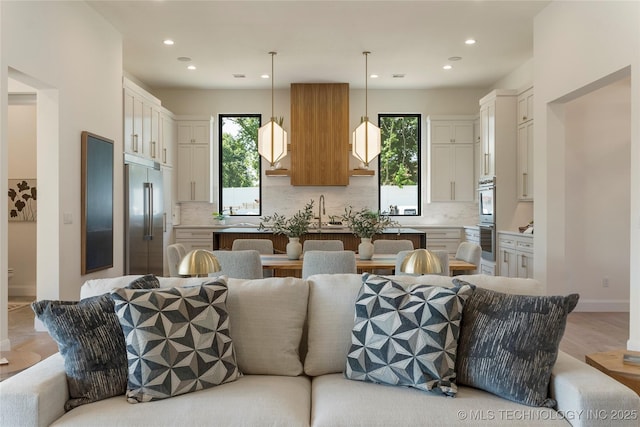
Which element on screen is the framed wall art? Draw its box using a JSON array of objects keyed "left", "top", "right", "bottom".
[{"left": 8, "top": 179, "right": 37, "bottom": 222}]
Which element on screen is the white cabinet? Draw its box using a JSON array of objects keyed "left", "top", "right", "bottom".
[
  {"left": 123, "top": 79, "right": 163, "bottom": 161},
  {"left": 464, "top": 226, "right": 479, "bottom": 245},
  {"left": 175, "top": 228, "right": 214, "bottom": 252},
  {"left": 480, "top": 260, "right": 496, "bottom": 276},
  {"left": 517, "top": 87, "right": 534, "bottom": 201},
  {"left": 517, "top": 120, "right": 534, "bottom": 200},
  {"left": 517, "top": 87, "right": 534, "bottom": 125},
  {"left": 176, "top": 118, "right": 212, "bottom": 202},
  {"left": 479, "top": 102, "right": 494, "bottom": 177},
  {"left": 428, "top": 117, "right": 475, "bottom": 202},
  {"left": 478, "top": 90, "right": 517, "bottom": 179},
  {"left": 497, "top": 232, "right": 533, "bottom": 278},
  {"left": 160, "top": 109, "right": 176, "bottom": 167},
  {"left": 424, "top": 227, "right": 462, "bottom": 256}
]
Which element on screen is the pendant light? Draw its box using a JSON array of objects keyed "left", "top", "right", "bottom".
[
  {"left": 400, "top": 249, "right": 443, "bottom": 275},
  {"left": 352, "top": 51, "right": 381, "bottom": 168},
  {"left": 258, "top": 51, "right": 288, "bottom": 167}
]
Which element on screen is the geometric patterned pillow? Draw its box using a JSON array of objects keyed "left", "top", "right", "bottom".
[
  {"left": 453, "top": 279, "right": 579, "bottom": 407},
  {"left": 111, "top": 279, "right": 241, "bottom": 403},
  {"left": 345, "top": 273, "right": 475, "bottom": 396},
  {"left": 30, "top": 275, "right": 159, "bottom": 411}
]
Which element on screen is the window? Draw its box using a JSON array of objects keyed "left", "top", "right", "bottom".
[
  {"left": 218, "top": 114, "right": 261, "bottom": 216},
  {"left": 378, "top": 114, "right": 421, "bottom": 216}
]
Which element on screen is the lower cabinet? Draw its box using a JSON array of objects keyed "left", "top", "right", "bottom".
[
  {"left": 175, "top": 228, "right": 214, "bottom": 252},
  {"left": 480, "top": 260, "right": 496, "bottom": 276},
  {"left": 497, "top": 232, "right": 533, "bottom": 278},
  {"left": 423, "top": 228, "right": 462, "bottom": 256}
]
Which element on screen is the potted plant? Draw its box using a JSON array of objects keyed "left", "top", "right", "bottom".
[
  {"left": 259, "top": 200, "right": 315, "bottom": 259},
  {"left": 342, "top": 206, "right": 399, "bottom": 259},
  {"left": 212, "top": 212, "right": 227, "bottom": 225}
]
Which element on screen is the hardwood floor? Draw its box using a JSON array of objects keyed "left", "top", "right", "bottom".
[{"left": 1, "top": 302, "right": 631, "bottom": 380}]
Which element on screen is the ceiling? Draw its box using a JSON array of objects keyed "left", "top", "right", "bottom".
[{"left": 87, "top": 0, "right": 549, "bottom": 91}]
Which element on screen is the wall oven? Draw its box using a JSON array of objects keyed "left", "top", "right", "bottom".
[{"left": 478, "top": 176, "right": 496, "bottom": 261}]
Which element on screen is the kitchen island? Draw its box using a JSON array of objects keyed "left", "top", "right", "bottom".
[{"left": 212, "top": 227, "right": 426, "bottom": 253}]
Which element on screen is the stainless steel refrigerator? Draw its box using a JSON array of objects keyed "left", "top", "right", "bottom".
[{"left": 124, "top": 154, "right": 164, "bottom": 275}]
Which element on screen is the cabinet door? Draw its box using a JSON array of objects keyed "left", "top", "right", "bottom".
[
  {"left": 479, "top": 103, "right": 496, "bottom": 177},
  {"left": 191, "top": 122, "right": 210, "bottom": 144},
  {"left": 499, "top": 247, "right": 517, "bottom": 277},
  {"left": 517, "top": 88, "right": 534, "bottom": 124},
  {"left": 191, "top": 144, "right": 210, "bottom": 201},
  {"left": 177, "top": 123, "right": 194, "bottom": 144},
  {"left": 177, "top": 145, "right": 193, "bottom": 201},
  {"left": 480, "top": 260, "right": 495, "bottom": 276},
  {"left": 517, "top": 121, "right": 534, "bottom": 200},
  {"left": 517, "top": 252, "right": 533, "bottom": 279},
  {"left": 452, "top": 145, "right": 474, "bottom": 201},
  {"left": 141, "top": 101, "right": 153, "bottom": 158},
  {"left": 431, "top": 145, "right": 453, "bottom": 201},
  {"left": 161, "top": 113, "right": 175, "bottom": 166},
  {"left": 123, "top": 90, "right": 136, "bottom": 154},
  {"left": 150, "top": 107, "right": 161, "bottom": 161}
]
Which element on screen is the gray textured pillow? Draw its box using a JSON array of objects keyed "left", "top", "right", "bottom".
[
  {"left": 111, "top": 280, "right": 240, "bottom": 403},
  {"left": 31, "top": 275, "right": 159, "bottom": 410},
  {"left": 453, "top": 279, "right": 579, "bottom": 407},
  {"left": 345, "top": 274, "right": 475, "bottom": 396}
]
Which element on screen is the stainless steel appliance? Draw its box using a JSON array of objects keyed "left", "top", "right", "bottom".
[
  {"left": 478, "top": 176, "right": 496, "bottom": 261},
  {"left": 124, "top": 154, "right": 164, "bottom": 275}
]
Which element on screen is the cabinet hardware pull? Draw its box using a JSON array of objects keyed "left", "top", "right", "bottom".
[
  {"left": 521, "top": 255, "right": 527, "bottom": 268},
  {"left": 522, "top": 172, "right": 528, "bottom": 197},
  {"left": 504, "top": 251, "right": 508, "bottom": 263},
  {"left": 163, "top": 148, "right": 167, "bottom": 163},
  {"left": 484, "top": 153, "right": 489, "bottom": 174},
  {"left": 133, "top": 134, "right": 139, "bottom": 153},
  {"left": 152, "top": 141, "right": 156, "bottom": 158},
  {"left": 163, "top": 212, "right": 167, "bottom": 233},
  {"left": 452, "top": 182, "right": 455, "bottom": 200},
  {"left": 523, "top": 116, "right": 527, "bottom": 121}
]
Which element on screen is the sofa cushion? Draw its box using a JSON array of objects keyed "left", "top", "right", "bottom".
[
  {"left": 454, "top": 280, "right": 579, "bottom": 407},
  {"left": 345, "top": 274, "right": 474, "bottom": 396},
  {"left": 310, "top": 374, "right": 568, "bottom": 427},
  {"left": 226, "top": 276, "right": 309, "bottom": 376},
  {"left": 52, "top": 375, "right": 311, "bottom": 427},
  {"left": 304, "top": 273, "right": 460, "bottom": 376},
  {"left": 31, "top": 275, "right": 159, "bottom": 410},
  {"left": 111, "top": 280, "right": 240, "bottom": 403}
]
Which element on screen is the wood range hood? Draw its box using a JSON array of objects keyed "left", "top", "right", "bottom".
[{"left": 265, "top": 83, "right": 374, "bottom": 186}]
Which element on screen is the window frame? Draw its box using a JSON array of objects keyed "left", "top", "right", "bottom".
[
  {"left": 217, "top": 113, "right": 262, "bottom": 216},
  {"left": 377, "top": 113, "right": 422, "bottom": 217}
]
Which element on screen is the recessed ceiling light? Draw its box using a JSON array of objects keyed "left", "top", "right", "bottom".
[
  {"left": 448, "top": 56, "right": 462, "bottom": 61},
  {"left": 187, "top": 65, "right": 196, "bottom": 70},
  {"left": 370, "top": 74, "right": 379, "bottom": 79},
  {"left": 392, "top": 73, "right": 405, "bottom": 79},
  {"left": 163, "top": 39, "right": 174, "bottom": 46},
  {"left": 443, "top": 65, "right": 452, "bottom": 70},
  {"left": 233, "top": 74, "right": 246, "bottom": 79},
  {"left": 465, "top": 39, "right": 476, "bottom": 45},
  {"left": 177, "top": 56, "right": 191, "bottom": 62},
  {"left": 261, "top": 74, "right": 270, "bottom": 79}
]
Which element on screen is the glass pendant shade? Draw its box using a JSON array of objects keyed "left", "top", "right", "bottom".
[
  {"left": 178, "top": 249, "right": 221, "bottom": 277},
  {"left": 400, "top": 249, "right": 443, "bottom": 275},
  {"left": 258, "top": 119, "right": 288, "bottom": 167},
  {"left": 352, "top": 118, "right": 381, "bottom": 167}
]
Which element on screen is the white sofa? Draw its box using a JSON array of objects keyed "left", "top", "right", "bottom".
[{"left": 1, "top": 274, "right": 639, "bottom": 427}]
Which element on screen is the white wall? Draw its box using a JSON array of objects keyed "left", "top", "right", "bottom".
[
  {"left": 564, "top": 77, "right": 630, "bottom": 311},
  {"left": 1, "top": 1, "right": 124, "bottom": 346},
  {"left": 7, "top": 100, "right": 37, "bottom": 296},
  {"left": 533, "top": 1, "right": 640, "bottom": 344},
  {"left": 155, "top": 86, "right": 487, "bottom": 226}
]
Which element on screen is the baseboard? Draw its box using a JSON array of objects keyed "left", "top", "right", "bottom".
[
  {"left": 8, "top": 285, "right": 36, "bottom": 298},
  {"left": 0, "top": 338, "right": 11, "bottom": 352},
  {"left": 574, "top": 299, "right": 629, "bottom": 312}
]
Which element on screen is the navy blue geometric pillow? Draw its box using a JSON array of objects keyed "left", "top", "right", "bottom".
[
  {"left": 111, "top": 279, "right": 240, "bottom": 403},
  {"left": 345, "top": 274, "right": 475, "bottom": 396}
]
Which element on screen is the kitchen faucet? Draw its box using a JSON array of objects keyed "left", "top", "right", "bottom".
[{"left": 318, "top": 194, "right": 326, "bottom": 230}]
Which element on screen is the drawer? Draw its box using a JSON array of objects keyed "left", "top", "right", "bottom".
[
  {"left": 425, "top": 228, "right": 461, "bottom": 239},
  {"left": 180, "top": 241, "right": 214, "bottom": 252},
  {"left": 498, "top": 237, "right": 516, "bottom": 249},
  {"left": 426, "top": 240, "right": 460, "bottom": 255},
  {"left": 516, "top": 240, "right": 533, "bottom": 252},
  {"left": 176, "top": 228, "right": 215, "bottom": 240}
]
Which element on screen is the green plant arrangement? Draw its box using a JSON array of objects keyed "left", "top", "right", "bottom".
[
  {"left": 212, "top": 212, "right": 227, "bottom": 221},
  {"left": 258, "top": 200, "right": 315, "bottom": 238},
  {"left": 342, "top": 206, "right": 399, "bottom": 238}
]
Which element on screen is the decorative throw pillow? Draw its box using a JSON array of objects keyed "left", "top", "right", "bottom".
[
  {"left": 345, "top": 273, "right": 475, "bottom": 396},
  {"left": 31, "top": 275, "right": 159, "bottom": 411},
  {"left": 111, "top": 279, "right": 240, "bottom": 403},
  {"left": 453, "top": 278, "right": 579, "bottom": 408}
]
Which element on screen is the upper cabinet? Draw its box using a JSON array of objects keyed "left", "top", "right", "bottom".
[
  {"left": 428, "top": 116, "right": 476, "bottom": 202},
  {"left": 517, "top": 87, "right": 534, "bottom": 125},
  {"left": 290, "top": 83, "right": 350, "bottom": 186},
  {"left": 176, "top": 118, "right": 212, "bottom": 202},
  {"left": 160, "top": 108, "right": 176, "bottom": 167},
  {"left": 479, "top": 90, "right": 517, "bottom": 180},
  {"left": 123, "top": 78, "right": 168, "bottom": 164},
  {"left": 517, "top": 87, "right": 534, "bottom": 201}
]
